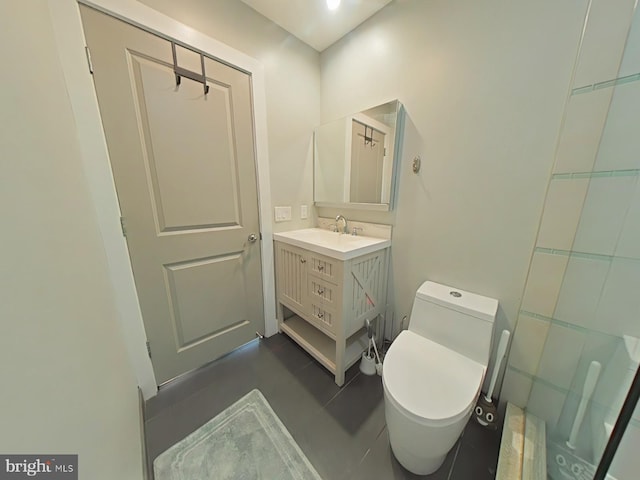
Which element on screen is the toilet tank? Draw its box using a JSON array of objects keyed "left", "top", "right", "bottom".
[{"left": 409, "top": 281, "right": 498, "bottom": 366}]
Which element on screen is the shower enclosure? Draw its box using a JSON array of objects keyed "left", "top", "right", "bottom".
[{"left": 501, "top": 0, "right": 640, "bottom": 478}]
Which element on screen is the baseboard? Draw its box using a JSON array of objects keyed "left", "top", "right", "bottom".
[{"left": 138, "top": 387, "right": 150, "bottom": 480}]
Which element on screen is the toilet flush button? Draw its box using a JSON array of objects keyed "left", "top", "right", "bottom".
[{"left": 450, "top": 291, "right": 462, "bottom": 298}]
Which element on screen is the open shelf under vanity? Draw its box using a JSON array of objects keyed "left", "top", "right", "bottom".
[{"left": 280, "top": 314, "right": 369, "bottom": 375}]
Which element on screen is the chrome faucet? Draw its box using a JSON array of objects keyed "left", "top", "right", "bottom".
[{"left": 335, "top": 214, "right": 348, "bottom": 234}]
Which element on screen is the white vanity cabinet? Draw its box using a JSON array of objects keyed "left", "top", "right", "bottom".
[{"left": 274, "top": 238, "right": 389, "bottom": 386}]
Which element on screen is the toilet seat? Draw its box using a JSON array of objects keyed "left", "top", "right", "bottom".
[{"left": 382, "top": 330, "right": 486, "bottom": 427}]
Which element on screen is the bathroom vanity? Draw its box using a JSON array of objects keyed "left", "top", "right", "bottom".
[{"left": 273, "top": 226, "right": 390, "bottom": 386}]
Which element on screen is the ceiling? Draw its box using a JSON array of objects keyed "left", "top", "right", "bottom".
[{"left": 240, "top": 0, "right": 393, "bottom": 52}]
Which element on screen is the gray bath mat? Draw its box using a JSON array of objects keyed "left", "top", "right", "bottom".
[{"left": 153, "top": 389, "right": 322, "bottom": 480}]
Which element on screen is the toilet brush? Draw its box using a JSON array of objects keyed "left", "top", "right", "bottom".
[
  {"left": 474, "top": 329, "right": 510, "bottom": 429},
  {"left": 371, "top": 333, "right": 383, "bottom": 375},
  {"left": 360, "top": 319, "right": 383, "bottom": 376}
]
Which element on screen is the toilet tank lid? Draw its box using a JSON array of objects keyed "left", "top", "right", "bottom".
[{"left": 416, "top": 281, "right": 498, "bottom": 322}]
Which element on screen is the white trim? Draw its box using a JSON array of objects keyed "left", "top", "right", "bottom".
[
  {"left": 314, "top": 201, "right": 391, "bottom": 212},
  {"left": 47, "top": 0, "right": 276, "bottom": 399},
  {"left": 351, "top": 113, "right": 392, "bottom": 136}
]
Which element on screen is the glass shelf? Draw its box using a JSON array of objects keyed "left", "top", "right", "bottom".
[
  {"left": 533, "top": 246, "right": 640, "bottom": 264},
  {"left": 572, "top": 71, "right": 640, "bottom": 96},
  {"left": 551, "top": 169, "right": 640, "bottom": 180}
]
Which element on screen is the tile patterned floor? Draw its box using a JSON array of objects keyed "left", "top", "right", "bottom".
[{"left": 144, "top": 334, "right": 502, "bottom": 479}]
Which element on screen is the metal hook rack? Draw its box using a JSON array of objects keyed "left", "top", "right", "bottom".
[
  {"left": 363, "top": 124, "right": 377, "bottom": 147},
  {"left": 171, "top": 42, "right": 209, "bottom": 95}
]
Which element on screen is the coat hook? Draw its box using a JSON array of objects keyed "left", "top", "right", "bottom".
[
  {"left": 200, "top": 54, "right": 209, "bottom": 96},
  {"left": 171, "top": 41, "right": 209, "bottom": 96}
]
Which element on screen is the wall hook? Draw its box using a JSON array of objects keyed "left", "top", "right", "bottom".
[{"left": 412, "top": 156, "right": 421, "bottom": 174}]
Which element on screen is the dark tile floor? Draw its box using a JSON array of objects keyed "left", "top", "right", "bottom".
[{"left": 144, "top": 334, "right": 502, "bottom": 480}]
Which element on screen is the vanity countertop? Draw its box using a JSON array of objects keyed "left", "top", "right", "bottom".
[{"left": 273, "top": 228, "right": 390, "bottom": 261}]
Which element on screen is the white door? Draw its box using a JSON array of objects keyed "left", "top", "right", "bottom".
[
  {"left": 350, "top": 120, "right": 385, "bottom": 203},
  {"left": 81, "top": 6, "right": 264, "bottom": 384}
]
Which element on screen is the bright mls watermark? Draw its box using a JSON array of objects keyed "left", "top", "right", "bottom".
[{"left": 0, "top": 456, "right": 77, "bottom": 479}]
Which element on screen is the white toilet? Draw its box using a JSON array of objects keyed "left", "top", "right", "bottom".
[{"left": 382, "top": 281, "right": 498, "bottom": 475}]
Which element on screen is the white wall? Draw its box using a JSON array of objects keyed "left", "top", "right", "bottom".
[
  {"left": 315, "top": 118, "right": 349, "bottom": 203},
  {"left": 0, "top": 2, "right": 143, "bottom": 479},
  {"left": 318, "top": 0, "right": 589, "bottom": 358},
  {"left": 139, "top": 0, "right": 321, "bottom": 232}
]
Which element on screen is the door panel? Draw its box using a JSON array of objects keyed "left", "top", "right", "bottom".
[
  {"left": 164, "top": 254, "right": 248, "bottom": 349},
  {"left": 130, "top": 53, "right": 241, "bottom": 231},
  {"left": 81, "top": 6, "right": 264, "bottom": 384}
]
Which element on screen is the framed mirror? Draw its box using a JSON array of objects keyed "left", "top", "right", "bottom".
[{"left": 314, "top": 100, "right": 404, "bottom": 211}]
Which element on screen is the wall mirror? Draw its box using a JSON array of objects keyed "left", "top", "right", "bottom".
[{"left": 314, "top": 100, "right": 404, "bottom": 211}]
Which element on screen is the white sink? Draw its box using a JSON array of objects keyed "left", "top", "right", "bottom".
[{"left": 273, "top": 228, "right": 390, "bottom": 260}]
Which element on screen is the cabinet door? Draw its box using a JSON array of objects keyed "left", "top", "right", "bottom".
[{"left": 275, "top": 242, "right": 308, "bottom": 315}]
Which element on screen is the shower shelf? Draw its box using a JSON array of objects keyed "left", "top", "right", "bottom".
[{"left": 571, "top": 71, "right": 640, "bottom": 95}]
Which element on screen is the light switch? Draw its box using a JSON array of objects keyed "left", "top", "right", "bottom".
[
  {"left": 300, "top": 205, "right": 308, "bottom": 219},
  {"left": 274, "top": 206, "right": 292, "bottom": 222}
]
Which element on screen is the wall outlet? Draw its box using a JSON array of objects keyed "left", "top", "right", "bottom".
[
  {"left": 274, "top": 206, "right": 292, "bottom": 222},
  {"left": 300, "top": 205, "right": 308, "bottom": 219}
]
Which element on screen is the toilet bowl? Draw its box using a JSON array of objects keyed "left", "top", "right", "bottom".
[{"left": 382, "top": 281, "right": 498, "bottom": 475}]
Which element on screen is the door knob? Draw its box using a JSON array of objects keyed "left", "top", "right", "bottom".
[{"left": 248, "top": 233, "right": 258, "bottom": 243}]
